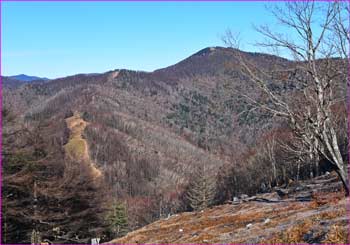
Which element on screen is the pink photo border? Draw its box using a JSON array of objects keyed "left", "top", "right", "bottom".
[{"left": 0, "top": 0, "right": 348, "bottom": 245}]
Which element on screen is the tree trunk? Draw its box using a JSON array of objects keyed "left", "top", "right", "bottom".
[
  {"left": 314, "top": 140, "right": 320, "bottom": 176},
  {"left": 296, "top": 161, "right": 301, "bottom": 182},
  {"left": 336, "top": 167, "right": 349, "bottom": 196}
]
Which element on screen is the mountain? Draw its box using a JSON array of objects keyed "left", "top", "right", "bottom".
[
  {"left": 2, "top": 74, "right": 49, "bottom": 89},
  {"left": 4, "top": 47, "right": 297, "bottom": 157},
  {"left": 2, "top": 76, "right": 26, "bottom": 89},
  {"left": 9, "top": 74, "right": 49, "bottom": 82},
  {"left": 2, "top": 47, "right": 347, "bottom": 243}
]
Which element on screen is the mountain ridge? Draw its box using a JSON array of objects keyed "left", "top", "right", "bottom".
[
  {"left": 3, "top": 46, "right": 290, "bottom": 84},
  {"left": 9, "top": 74, "right": 50, "bottom": 81}
]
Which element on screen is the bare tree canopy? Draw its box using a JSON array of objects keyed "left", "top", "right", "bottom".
[{"left": 224, "top": 1, "right": 349, "bottom": 195}]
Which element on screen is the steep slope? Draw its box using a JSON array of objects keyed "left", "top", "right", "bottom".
[{"left": 107, "top": 172, "right": 348, "bottom": 244}]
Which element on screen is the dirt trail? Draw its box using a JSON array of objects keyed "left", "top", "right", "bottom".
[{"left": 64, "top": 112, "right": 102, "bottom": 178}]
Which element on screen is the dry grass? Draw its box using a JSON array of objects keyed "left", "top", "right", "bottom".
[
  {"left": 264, "top": 206, "right": 347, "bottom": 244},
  {"left": 107, "top": 187, "right": 348, "bottom": 244},
  {"left": 64, "top": 137, "right": 86, "bottom": 159},
  {"left": 190, "top": 232, "right": 217, "bottom": 243},
  {"left": 263, "top": 220, "right": 314, "bottom": 243},
  {"left": 64, "top": 112, "right": 101, "bottom": 178},
  {"left": 316, "top": 209, "right": 346, "bottom": 220},
  {"left": 323, "top": 225, "right": 349, "bottom": 244},
  {"left": 310, "top": 192, "right": 344, "bottom": 208},
  {"left": 65, "top": 114, "right": 88, "bottom": 159}
]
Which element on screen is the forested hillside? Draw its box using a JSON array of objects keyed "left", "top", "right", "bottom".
[{"left": 3, "top": 45, "right": 347, "bottom": 243}]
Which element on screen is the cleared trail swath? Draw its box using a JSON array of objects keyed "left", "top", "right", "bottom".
[{"left": 64, "top": 112, "right": 102, "bottom": 178}]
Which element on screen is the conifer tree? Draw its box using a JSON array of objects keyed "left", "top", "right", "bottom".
[
  {"left": 186, "top": 165, "right": 216, "bottom": 211},
  {"left": 107, "top": 202, "right": 129, "bottom": 238}
]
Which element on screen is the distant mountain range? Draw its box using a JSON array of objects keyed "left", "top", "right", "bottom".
[
  {"left": 9, "top": 74, "right": 49, "bottom": 82},
  {"left": 2, "top": 74, "right": 50, "bottom": 88}
]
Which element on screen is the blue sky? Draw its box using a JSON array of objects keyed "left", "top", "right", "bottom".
[{"left": 3, "top": 1, "right": 280, "bottom": 79}]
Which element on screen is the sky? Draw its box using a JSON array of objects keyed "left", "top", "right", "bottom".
[{"left": 2, "top": 1, "right": 281, "bottom": 79}]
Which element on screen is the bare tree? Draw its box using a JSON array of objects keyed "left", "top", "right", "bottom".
[{"left": 225, "top": 1, "right": 349, "bottom": 195}]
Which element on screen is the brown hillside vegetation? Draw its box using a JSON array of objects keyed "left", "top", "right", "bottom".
[
  {"left": 2, "top": 109, "right": 109, "bottom": 243},
  {"left": 107, "top": 172, "right": 349, "bottom": 244},
  {"left": 2, "top": 46, "right": 348, "bottom": 242}
]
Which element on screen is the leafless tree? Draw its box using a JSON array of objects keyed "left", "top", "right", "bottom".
[{"left": 224, "top": 1, "right": 349, "bottom": 194}]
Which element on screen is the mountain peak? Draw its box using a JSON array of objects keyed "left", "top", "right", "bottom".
[
  {"left": 192, "top": 46, "right": 223, "bottom": 56},
  {"left": 192, "top": 46, "right": 237, "bottom": 57}
]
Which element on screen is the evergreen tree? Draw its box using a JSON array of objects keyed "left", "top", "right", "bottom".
[
  {"left": 186, "top": 165, "right": 216, "bottom": 211},
  {"left": 107, "top": 202, "right": 129, "bottom": 239}
]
